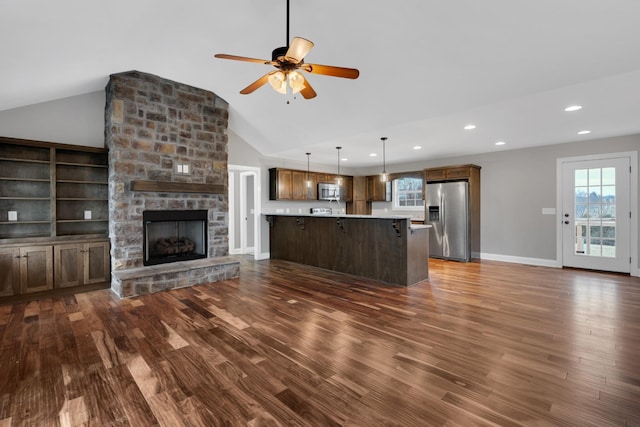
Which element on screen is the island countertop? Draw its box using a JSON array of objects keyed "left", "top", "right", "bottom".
[
  {"left": 263, "top": 213, "right": 431, "bottom": 229},
  {"left": 265, "top": 214, "right": 430, "bottom": 286}
]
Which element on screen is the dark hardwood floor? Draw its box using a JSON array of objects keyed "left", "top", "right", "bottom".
[{"left": 1, "top": 257, "right": 639, "bottom": 426}]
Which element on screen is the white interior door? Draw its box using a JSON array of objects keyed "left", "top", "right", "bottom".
[{"left": 561, "top": 156, "right": 630, "bottom": 273}]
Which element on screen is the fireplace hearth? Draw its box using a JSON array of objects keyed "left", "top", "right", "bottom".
[{"left": 143, "top": 210, "right": 207, "bottom": 266}]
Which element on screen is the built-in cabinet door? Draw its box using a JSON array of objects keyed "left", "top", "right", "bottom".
[
  {"left": 20, "top": 246, "right": 53, "bottom": 294},
  {"left": 366, "top": 176, "right": 391, "bottom": 201},
  {"left": 292, "top": 170, "right": 308, "bottom": 200},
  {"left": 0, "top": 248, "right": 20, "bottom": 296},
  {"left": 84, "top": 241, "right": 110, "bottom": 284},
  {"left": 54, "top": 244, "right": 83, "bottom": 288},
  {"left": 342, "top": 176, "right": 353, "bottom": 202},
  {"left": 54, "top": 241, "right": 110, "bottom": 287}
]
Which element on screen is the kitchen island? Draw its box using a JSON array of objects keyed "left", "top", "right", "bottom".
[{"left": 265, "top": 214, "right": 430, "bottom": 286}]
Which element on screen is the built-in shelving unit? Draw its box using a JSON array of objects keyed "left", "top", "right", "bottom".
[
  {"left": 0, "top": 137, "right": 110, "bottom": 301},
  {"left": 0, "top": 144, "right": 53, "bottom": 239},
  {"left": 55, "top": 149, "right": 109, "bottom": 236}
]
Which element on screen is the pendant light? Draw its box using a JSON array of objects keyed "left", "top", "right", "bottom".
[
  {"left": 380, "top": 137, "right": 388, "bottom": 182},
  {"left": 305, "top": 152, "right": 312, "bottom": 188},
  {"left": 335, "top": 147, "right": 343, "bottom": 185}
]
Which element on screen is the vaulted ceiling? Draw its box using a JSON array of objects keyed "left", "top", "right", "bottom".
[{"left": 1, "top": 0, "right": 640, "bottom": 167}]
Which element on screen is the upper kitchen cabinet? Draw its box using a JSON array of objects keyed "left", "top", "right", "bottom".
[
  {"left": 270, "top": 168, "right": 318, "bottom": 201},
  {"left": 341, "top": 176, "right": 353, "bottom": 202},
  {"left": 269, "top": 167, "right": 351, "bottom": 201},
  {"left": 269, "top": 168, "right": 293, "bottom": 200},
  {"left": 425, "top": 165, "right": 480, "bottom": 182},
  {"left": 292, "top": 170, "right": 317, "bottom": 200},
  {"left": 366, "top": 175, "right": 391, "bottom": 202}
]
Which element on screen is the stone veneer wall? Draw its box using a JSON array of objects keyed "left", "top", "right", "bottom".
[{"left": 104, "top": 70, "right": 238, "bottom": 297}]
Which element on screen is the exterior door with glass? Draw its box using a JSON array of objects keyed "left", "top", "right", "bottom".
[{"left": 561, "top": 156, "right": 630, "bottom": 273}]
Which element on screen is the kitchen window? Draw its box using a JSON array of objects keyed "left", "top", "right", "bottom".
[{"left": 393, "top": 177, "right": 424, "bottom": 210}]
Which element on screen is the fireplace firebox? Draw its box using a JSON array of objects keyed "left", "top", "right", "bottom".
[{"left": 143, "top": 210, "right": 208, "bottom": 266}]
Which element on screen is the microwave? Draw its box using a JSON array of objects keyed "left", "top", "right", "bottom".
[{"left": 317, "top": 182, "right": 341, "bottom": 201}]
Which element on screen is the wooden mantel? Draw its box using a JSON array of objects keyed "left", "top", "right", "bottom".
[{"left": 131, "top": 180, "right": 225, "bottom": 194}]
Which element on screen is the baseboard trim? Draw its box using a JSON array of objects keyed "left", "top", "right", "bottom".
[
  {"left": 255, "top": 251, "right": 270, "bottom": 261},
  {"left": 480, "top": 253, "right": 561, "bottom": 268}
]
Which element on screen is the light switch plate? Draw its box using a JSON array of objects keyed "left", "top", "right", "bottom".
[
  {"left": 8, "top": 211, "right": 17, "bottom": 221},
  {"left": 84, "top": 210, "right": 92, "bottom": 220}
]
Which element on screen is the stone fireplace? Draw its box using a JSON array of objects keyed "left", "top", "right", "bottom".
[
  {"left": 143, "top": 209, "right": 208, "bottom": 266},
  {"left": 104, "top": 70, "right": 239, "bottom": 297}
]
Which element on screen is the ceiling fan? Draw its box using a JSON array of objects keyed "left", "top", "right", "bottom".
[{"left": 214, "top": 0, "right": 359, "bottom": 99}]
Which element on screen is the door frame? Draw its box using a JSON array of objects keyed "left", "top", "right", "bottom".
[
  {"left": 228, "top": 165, "right": 263, "bottom": 260},
  {"left": 556, "top": 151, "right": 638, "bottom": 276}
]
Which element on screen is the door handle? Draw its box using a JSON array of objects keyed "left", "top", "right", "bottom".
[{"left": 564, "top": 220, "right": 570, "bottom": 225}]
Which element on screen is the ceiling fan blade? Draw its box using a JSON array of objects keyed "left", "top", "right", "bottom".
[
  {"left": 302, "top": 63, "right": 359, "bottom": 79},
  {"left": 214, "top": 53, "right": 272, "bottom": 65},
  {"left": 299, "top": 76, "right": 317, "bottom": 99},
  {"left": 240, "top": 72, "right": 274, "bottom": 94},
  {"left": 285, "top": 37, "right": 314, "bottom": 63}
]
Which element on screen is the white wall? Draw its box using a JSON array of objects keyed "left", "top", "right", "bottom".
[{"left": 0, "top": 91, "right": 105, "bottom": 147}]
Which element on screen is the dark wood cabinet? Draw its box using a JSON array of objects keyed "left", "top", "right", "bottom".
[
  {"left": 268, "top": 215, "right": 429, "bottom": 286},
  {"left": 0, "top": 245, "right": 53, "bottom": 295},
  {"left": 291, "top": 170, "right": 317, "bottom": 200},
  {"left": 0, "top": 247, "right": 20, "bottom": 296},
  {"left": 269, "top": 168, "right": 293, "bottom": 200},
  {"left": 341, "top": 176, "right": 353, "bottom": 202},
  {"left": 348, "top": 176, "right": 371, "bottom": 215},
  {"left": 19, "top": 245, "right": 54, "bottom": 294},
  {"left": 366, "top": 175, "right": 391, "bottom": 202},
  {"left": 0, "top": 137, "right": 111, "bottom": 302},
  {"left": 54, "top": 241, "right": 110, "bottom": 288},
  {"left": 315, "top": 173, "right": 334, "bottom": 184},
  {"left": 269, "top": 167, "right": 352, "bottom": 202},
  {"left": 425, "top": 165, "right": 476, "bottom": 182}
]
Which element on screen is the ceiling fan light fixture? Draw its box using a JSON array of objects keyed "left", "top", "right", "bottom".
[
  {"left": 288, "top": 71, "right": 306, "bottom": 93},
  {"left": 268, "top": 71, "right": 287, "bottom": 94}
]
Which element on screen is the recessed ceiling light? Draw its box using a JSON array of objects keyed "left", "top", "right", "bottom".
[
  {"left": 577, "top": 130, "right": 591, "bottom": 135},
  {"left": 369, "top": 153, "right": 377, "bottom": 157},
  {"left": 464, "top": 124, "right": 477, "bottom": 130},
  {"left": 564, "top": 105, "right": 582, "bottom": 112},
  {"left": 495, "top": 141, "right": 506, "bottom": 146},
  {"left": 413, "top": 145, "right": 422, "bottom": 150},
  {"left": 341, "top": 158, "right": 348, "bottom": 162}
]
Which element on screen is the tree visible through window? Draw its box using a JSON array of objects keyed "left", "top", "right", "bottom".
[{"left": 393, "top": 177, "right": 424, "bottom": 209}]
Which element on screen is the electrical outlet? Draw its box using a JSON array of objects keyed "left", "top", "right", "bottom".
[
  {"left": 176, "top": 163, "right": 191, "bottom": 175},
  {"left": 8, "top": 211, "right": 17, "bottom": 221},
  {"left": 84, "top": 210, "right": 92, "bottom": 220}
]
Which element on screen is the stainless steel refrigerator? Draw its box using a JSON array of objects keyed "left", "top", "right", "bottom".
[{"left": 426, "top": 181, "right": 471, "bottom": 261}]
